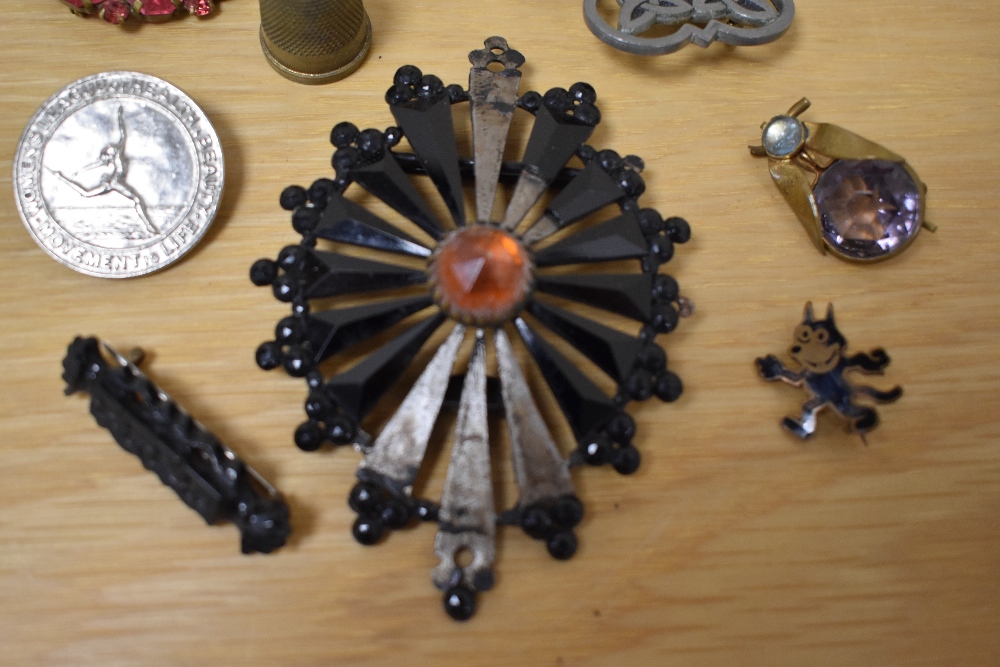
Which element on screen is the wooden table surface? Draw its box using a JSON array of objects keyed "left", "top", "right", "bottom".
[{"left": 2, "top": 1, "right": 998, "bottom": 665}]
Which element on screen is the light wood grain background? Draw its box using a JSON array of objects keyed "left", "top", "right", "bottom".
[{"left": 2, "top": 1, "right": 998, "bottom": 665}]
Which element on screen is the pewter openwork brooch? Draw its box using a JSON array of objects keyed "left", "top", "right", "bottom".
[
  {"left": 584, "top": 0, "right": 794, "bottom": 56},
  {"left": 251, "top": 37, "right": 691, "bottom": 620}
]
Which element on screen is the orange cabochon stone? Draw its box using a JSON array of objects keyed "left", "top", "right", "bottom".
[{"left": 432, "top": 225, "right": 532, "bottom": 325}]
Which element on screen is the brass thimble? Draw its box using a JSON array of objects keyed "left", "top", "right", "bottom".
[{"left": 259, "top": 0, "right": 372, "bottom": 85}]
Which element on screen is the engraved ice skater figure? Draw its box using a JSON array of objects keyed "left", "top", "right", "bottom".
[{"left": 51, "top": 107, "right": 157, "bottom": 235}]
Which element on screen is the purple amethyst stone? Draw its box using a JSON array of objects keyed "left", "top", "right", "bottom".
[{"left": 813, "top": 159, "right": 921, "bottom": 261}]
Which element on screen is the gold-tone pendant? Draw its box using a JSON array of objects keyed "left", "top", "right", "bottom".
[{"left": 750, "top": 99, "right": 935, "bottom": 262}]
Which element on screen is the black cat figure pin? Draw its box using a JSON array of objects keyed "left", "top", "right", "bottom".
[{"left": 755, "top": 303, "right": 902, "bottom": 443}]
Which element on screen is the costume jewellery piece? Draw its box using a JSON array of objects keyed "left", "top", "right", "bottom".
[
  {"left": 751, "top": 98, "right": 934, "bottom": 262},
  {"left": 250, "top": 37, "right": 691, "bottom": 620},
  {"left": 59, "top": 0, "right": 221, "bottom": 24},
  {"left": 63, "top": 337, "right": 291, "bottom": 554},
  {"left": 755, "top": 303, "right": 902, "bottom": 443},
  {"left": 584, "top": 0, "right": 794, "bottom": 56}
]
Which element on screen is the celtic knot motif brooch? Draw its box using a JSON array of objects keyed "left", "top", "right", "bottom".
[
  {"left": 585, "top": 0, "right": 794, "bottom": 56},
  {"left": 250, "top": 37, "right": 691, "bottom": 620}
]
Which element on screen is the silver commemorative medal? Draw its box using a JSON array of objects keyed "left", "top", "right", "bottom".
[{"left": 13, "top": 71, "right": 224, "bottom": 278}]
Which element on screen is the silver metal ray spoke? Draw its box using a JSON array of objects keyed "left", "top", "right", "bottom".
[
  {"left": 358, "top": 324, "right": 467, "bottom": 495},
  {"left": 521, "top": 214, "right": 560, "bottom": 246},
  {"left": 494, "top": 328, "right": 574, "bottom": 508},
  {"left": 432, "top": 331, "right": 495, "bottom": 592},
  {"left": 499, "top": 169, "right": 547, "bottom": 232},
  {"left": 468, "top": 37, "right": 524, "bottom": 223}
]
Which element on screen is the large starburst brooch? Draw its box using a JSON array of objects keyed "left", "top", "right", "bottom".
[{"left": 250, "top": 37, "right": 691, "bottom": 620}]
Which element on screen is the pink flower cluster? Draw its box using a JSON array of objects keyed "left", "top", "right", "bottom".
[{"left": 60, "top": 0, "right": 219, "bottom": 25}]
